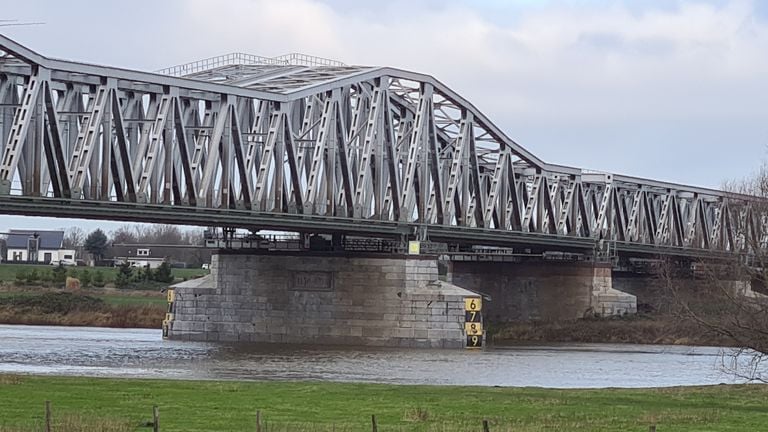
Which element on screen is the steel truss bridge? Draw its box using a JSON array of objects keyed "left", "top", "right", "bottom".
[{"left": 0, "top": 35, "right": 763, "bottom": 258}]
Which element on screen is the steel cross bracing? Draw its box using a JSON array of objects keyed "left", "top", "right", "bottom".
[{"left": 0, "top": 34, "right": 764, "bottom": 258}]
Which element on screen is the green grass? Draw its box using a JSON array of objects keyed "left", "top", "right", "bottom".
[
  {"left": 97, "top": 295, "right": 167, "bottom": 306},
  {"left": 0, "top": 291, "right": 165, "bottom": 306},
  {"left": 169, "top": 267, "right": 209, "bottom": 279},
  {"left": 0, "top": 264, "right": 51, "bottom": 282},
  {"left": 0, "top": 263, "right": 208, "bottom": 284},
  {"left": 0, "top": 376, "right": 767, "bottom": 431}
]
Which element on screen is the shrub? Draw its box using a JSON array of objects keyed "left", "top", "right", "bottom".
[
  {"left": 115, "top": 262, "right": 133, "bottom": 289},
  {"left": 14, "top": 269, "right": 26, "bottom": 286},
  {"left": 52, "top": 265, "right": 67, "bottom": 286},
  {"left": 39, "top": 270, "right": 53, "bottom": 287},
  {"left": 79, "top": 269, "right": 92, "bottom": 288},
  {"left": 24, "top": 269, "right": 39, "bottom": 284},
  {"left": 134, "top": 265, "right": 151, "bottom": 283},
  {"left": 91, "top": 270, "right": 106, "bottom": 288},
  {"left": 153, "top": 262, "right": 174, "bottom": 284}
]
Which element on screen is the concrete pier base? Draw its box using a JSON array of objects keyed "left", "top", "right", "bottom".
[
  {"left": 167, "top": 252, "right": 478, "bottom": 348},
  {"left": 449, "top": 261, "right": 636, "bottom": 323}
]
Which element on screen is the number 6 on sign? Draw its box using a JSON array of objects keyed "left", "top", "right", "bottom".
[{"left": 464, "top": 297, "right": 482, "bottom": 311}]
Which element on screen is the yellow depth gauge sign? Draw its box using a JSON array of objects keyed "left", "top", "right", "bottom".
[
  {"left": 464, "top": 296, "right": 483, "bottom": 348},
  {"left": 162, "top": 289, "right": 175, "bottom": 339}
]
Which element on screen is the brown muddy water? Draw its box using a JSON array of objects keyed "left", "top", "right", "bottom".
[{"left": 0, "top": 324, "right": 757, "bottom": 388}]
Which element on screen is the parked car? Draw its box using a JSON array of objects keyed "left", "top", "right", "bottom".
[{"left": 202, "top": 263, "right": 210, "bottom": 270}]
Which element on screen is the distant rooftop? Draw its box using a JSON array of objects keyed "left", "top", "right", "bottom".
[{"left": 6, "top": 230, "right": 64, "bottom": 250}]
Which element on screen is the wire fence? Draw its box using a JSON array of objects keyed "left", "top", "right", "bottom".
[{"left": 2, "top": 402, "right": 664, "bottom": 432}]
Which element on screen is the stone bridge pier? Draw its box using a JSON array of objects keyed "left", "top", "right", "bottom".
[
  {"left": 448, "top": 260, "right": 637, "bottom": 323},
  {"left": 167, "top": 252, "right": 479, "bottom": 348},
  {"left": 167, "top": 253, "right": 641, "bottom": 347}
]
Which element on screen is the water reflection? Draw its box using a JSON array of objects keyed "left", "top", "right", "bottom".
[{"left": 0, "top": 324, "right": 755, "bottom": 388}]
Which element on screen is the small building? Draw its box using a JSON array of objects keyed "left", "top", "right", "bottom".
[
  {"left": 110, "top": 245, "right": 176, "bottom": 269},
  {"left": 4, "top": 230, "right": 76, "bottom": 264},
  {"left": 108, "top": 244, "right": 211, "bottom": 269}
]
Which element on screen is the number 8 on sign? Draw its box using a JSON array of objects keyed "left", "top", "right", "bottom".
[{"left": 465, "top": 322, "right": 483, "bottom": 335}]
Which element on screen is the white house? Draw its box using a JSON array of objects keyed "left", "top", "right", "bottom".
[
  {"left": 4, "top": 230, "right": 76, "bottom": 264},
  {"left": 109, "top": 244, "right": 173, "bottom": 269}
]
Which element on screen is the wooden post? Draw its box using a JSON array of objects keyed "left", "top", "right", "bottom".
[
  {"left": 256, "top": 410, "right": 261, "bottom": 432},
  {"left": 482, "top": 419, "right": 490, "bottom": 432},
  {"left": 153, "top": 406, "right": 159, "bottom": 432},
  {"left": 649, "top": 426, "right": 657, "bottom": 432},
  {"left": 371, "top": 414, "right": 378, "bottom": 432},
  {"left": 44, "top": 401, "right": 51, "bottom": 432}
]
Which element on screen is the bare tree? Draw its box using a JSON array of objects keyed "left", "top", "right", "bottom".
[
  {"left": 110, "top": 225, "right": 138, "bottom": 244},
  {"left": 111, "top": 224, "right": 186, "bottom": 245},
  {"left": 664, "top": 162, "right": 768, "bottom": 381},
  {"left": 62, "top": 226, "right": 86, "bottom": 249},
  {"left": 108, "top": 223, "right": 209, "bottom": 267}
]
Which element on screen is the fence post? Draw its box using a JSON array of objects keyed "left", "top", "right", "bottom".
[
  {"left": 649, "top": 426, "right": 657, "bottom": 432},
  {"left": 44, "top": 401, "right": 51, "bottom": 432},
  {"left": 256, "top": 410, "right": 261, "bottom": 432},
  {"left": 371, "top": 414, "right": 378, "bottom": 432},
  {"left": 482, "top": 419, "right": 490, "bottom": 432},
  {"left": 153, "top": 406, "right": 159, "bottom": 432}
]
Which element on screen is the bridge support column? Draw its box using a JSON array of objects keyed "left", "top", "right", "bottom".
[
  {"left": 590, "top": 263, "right": 638, "bottom": 317},
  {"left": 167, "top": 252, "right": 478, "bottom": 348},
  {"left": 449, "top": 260, "right": 636, "bottom": 323}
]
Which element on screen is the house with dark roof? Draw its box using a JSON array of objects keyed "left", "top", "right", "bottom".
[
  {"left": 109, "top": 244, "right": 208, "bottom": 269},
  {"left": 4, "top": 230, "right": 76, "bottom": 264}
]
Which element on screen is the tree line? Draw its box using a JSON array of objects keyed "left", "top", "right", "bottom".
[{"left": 63, "top": 224, "right": 209, "bottom": 267}]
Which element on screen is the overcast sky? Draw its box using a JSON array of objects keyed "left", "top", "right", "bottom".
[{"left": 1, "top": 0, "right": 767, "bottom": 233}]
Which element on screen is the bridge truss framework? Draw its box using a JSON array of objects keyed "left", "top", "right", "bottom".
[{"left": 0, "top": 35, "right": 763, "bottom": 258}]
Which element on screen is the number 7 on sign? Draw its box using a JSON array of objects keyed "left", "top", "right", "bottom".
[{"left": 466, "top": 310, "right": 481, "bottom": 322}]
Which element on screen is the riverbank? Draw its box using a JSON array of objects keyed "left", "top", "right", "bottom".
[
  {"left": 0, "top": 291, "right": 165, "bottom": 329},
  {"left": 0, "top": 375, "right": 765, "bottom": 431},
  {"left": 0, "top": 288, "right": 729, "bottom": 346},
  {"left": 490, "top": 314, "right": 732, "bottom": 347}
]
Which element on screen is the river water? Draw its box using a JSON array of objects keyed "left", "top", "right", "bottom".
[{"left": 0, "top": 324, "right": 756, "bottom": 388}]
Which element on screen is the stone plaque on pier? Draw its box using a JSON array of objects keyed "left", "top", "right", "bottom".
[{"left": 291, "top": 271, "right": 334, "bottom": 291}]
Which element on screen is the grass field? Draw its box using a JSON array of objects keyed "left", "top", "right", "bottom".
[
  {"left": 0, "top": 292, "right": 165, "bottom": 328},
  {"left": 0, "top": 376, "right": 767, "bottom": 431},
  {"left": 96, "top": 295, "right": 167, "bottom": 306},
  {"left": 0, "top": 263, "right": 208, "bottom": 284},
  {"left": 0, "top": 290, "right": 166, "bottom": 306}
]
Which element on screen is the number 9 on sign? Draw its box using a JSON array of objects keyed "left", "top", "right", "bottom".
[{"left": 466, "top": 334, "right": 482, "bottom": 348}]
